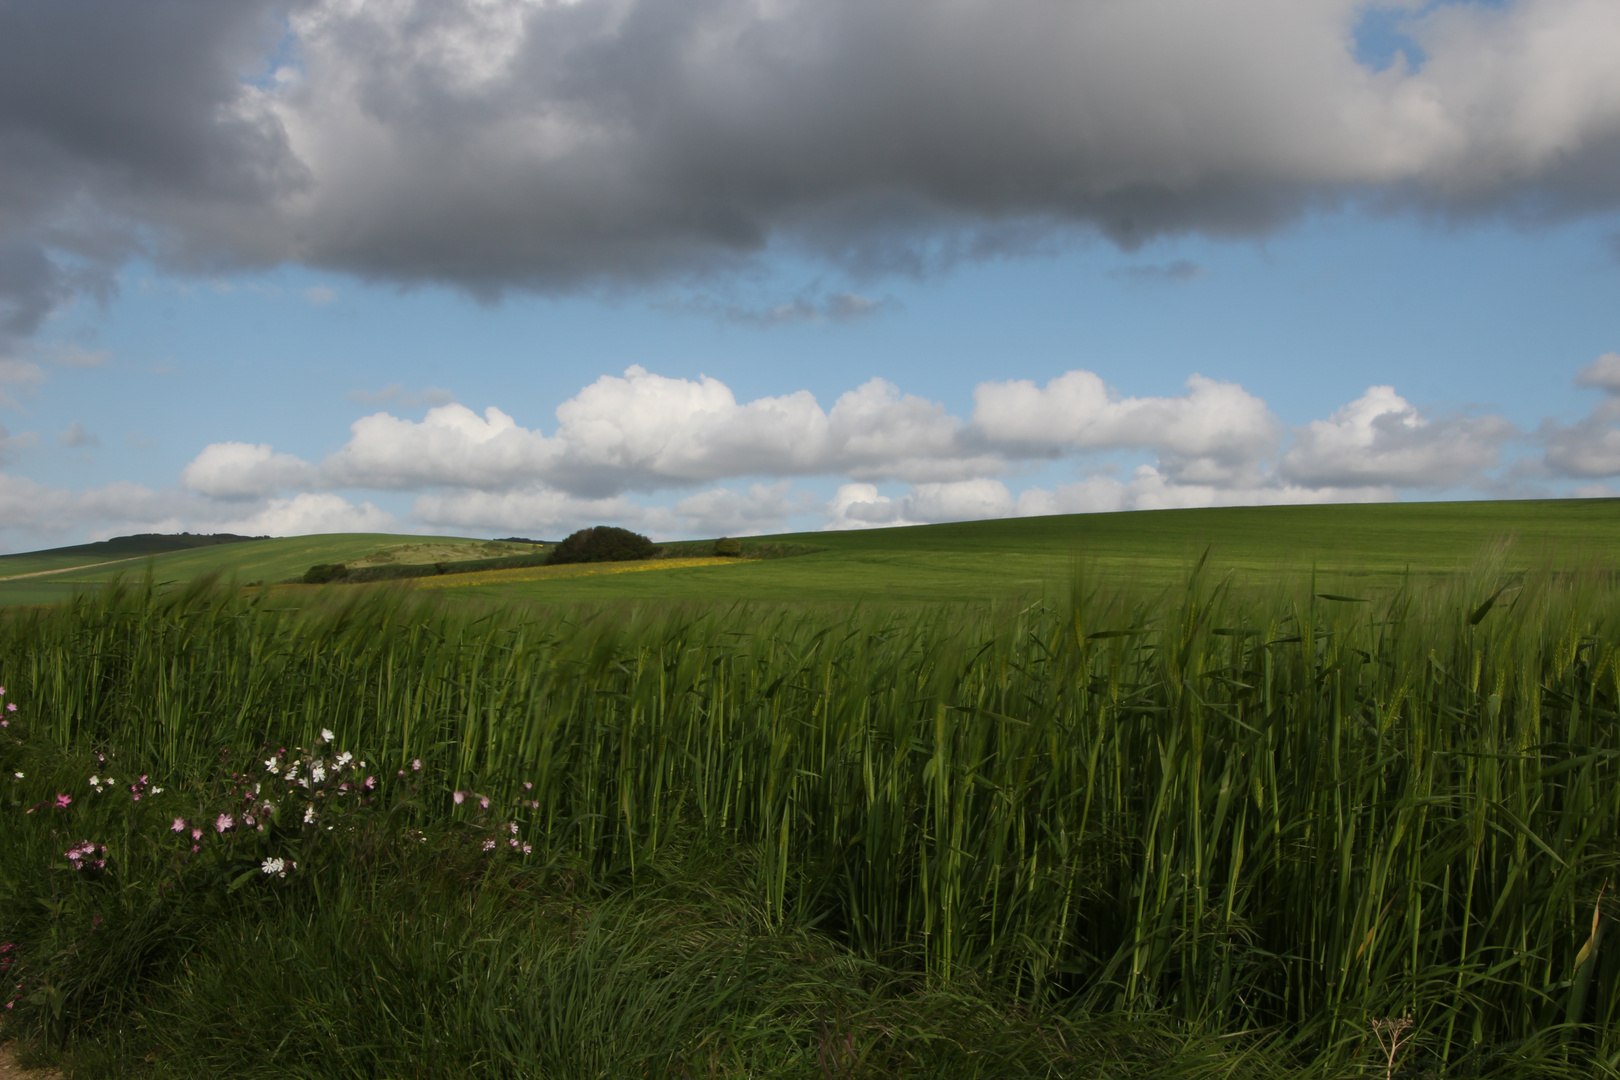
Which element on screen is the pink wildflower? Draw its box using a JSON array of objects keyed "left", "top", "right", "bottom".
[
  {"left": 411, "top": 759, "right": 421, "bottom": 771},
  {"left": 215, "top": 813, "right": 234, "bottom": 833},
  {"left": 478, "top": 795, "right": 491, "bottom": 810},
  {"left": 481, "top": 839, "right": 496, "bottom": 851},
  {"left": 54, "top": 793, "right": 71, "bottom": 809},
  {"left": 364, "top": 776, "right": 376, "bottom": 790},
  {"left": 171, "top": 818, "right": 186, "bottom": 832},
  {"left": 453, "top": 791, "right": 466, "bottom": 805},
  {"left": 191, "top": 827, "right": 203, "bottom": 841}
]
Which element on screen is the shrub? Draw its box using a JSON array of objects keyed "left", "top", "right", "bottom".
[
  {"left": 713, "top": 537, "right": 743, "bottom": 558},
  {"left": 302, "top": 564, "right": 347, "bottom": 585},
  {"left": 546, "top": 526, "right": 656, "bottom": 565}
]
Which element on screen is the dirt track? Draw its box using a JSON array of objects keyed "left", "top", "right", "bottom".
[{"left": 0, "top": 1042, "right": 61, "bottom": 1080}]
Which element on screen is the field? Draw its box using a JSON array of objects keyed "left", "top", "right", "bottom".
[
  {"left": 3, "top": 498, "right": 1617, "bottom": 609},
  {"left": 1, "top": 501, "right": 1618, "bottom": 1078}
]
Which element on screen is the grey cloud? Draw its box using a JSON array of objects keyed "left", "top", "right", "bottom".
[
  {"left": 57, "top": 421, "right": 99, "bottom": 448},
  {"left": 7, "top": 0, "right": 1620, "bottom": 333},
  {"left": 1113, "top": 259, "right": 1205, "bottom": 283}
]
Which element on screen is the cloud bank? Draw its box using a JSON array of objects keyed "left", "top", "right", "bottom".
[
  {"left": 6, "top": 0, "right": 1620, "bottom": 339},
  {"left": 16, "top": 353, "right": 1620, "bottom": 548}
]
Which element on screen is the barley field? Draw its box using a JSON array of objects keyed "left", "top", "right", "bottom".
[{"left": 1, "top": 546, "right": 1616, "bottom": 1077}]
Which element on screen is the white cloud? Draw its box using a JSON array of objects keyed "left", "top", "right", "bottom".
[
  {"left": 181, "top": 442, "right": 315, "bottom": 499},
  {"left": 826, "top": 479, "right": 1015, "bottom": 530},
  {"left": 972, "top": 372, "right": 1280, "bottom": 481},
  {"left": 212, "top": 493, "right": 396, "bottom": 537},
  {"left": 1278, "top": 386, "right": 1513, "bottom": 488},
  {"left": 1544, "top": 355, "right": 1620, "bottom": 478},
  {"left": 1573, "top": 352, "right": 1620, "bottom": 393}
]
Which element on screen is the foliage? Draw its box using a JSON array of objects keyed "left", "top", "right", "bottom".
[
  {"left": 300, "top": 563, "right": 347, "bottom": 585},
  {"left": 714, "top": 537, "right": 744, "bottom": 557},
  {"left": 1, "top": 562, "right": 1619, "bottom": 1076},
  {"left": 546, "top": 525, "right": 656, "bottom": 565}
]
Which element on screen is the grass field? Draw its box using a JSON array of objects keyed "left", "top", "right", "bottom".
[{"left": 3, "top": 498, "right": 1617, "bottom": 609}]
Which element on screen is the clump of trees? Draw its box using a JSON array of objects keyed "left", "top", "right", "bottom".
[
  {"left": 713, "top": 537, "right": 743, "bottom": 557},
  {"left": 546, "top": 526, "right": 656, "bottom": 565}
]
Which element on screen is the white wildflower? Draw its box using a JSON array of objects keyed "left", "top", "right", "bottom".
[
  {"left": 260, "top": 857, "right": 293, "bottom": 878},
  {"left": 320, "top": 728, "right": 334, "bottom": 743},
  {"left": 303, "top": 805, "right": 317, "bottom": 824},
  {"left": 264, "top": 757, "right": 281, "bottom": 774},
  {"left": 335, "top": 751, "right": 353, "bottom": 768},
  {"left": 311, "top": 764, "right": 326, "bottom": 783}
]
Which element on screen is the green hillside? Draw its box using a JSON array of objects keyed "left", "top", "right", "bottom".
[
  {"left": 443, "top": 498, "right": 1620, "bottom": 605},
  {"left": 1, "top": 498, "right": 1614, "bottom": 609},
  {"left": 0, "top": 533, "right": 522, "bottom": 607}
]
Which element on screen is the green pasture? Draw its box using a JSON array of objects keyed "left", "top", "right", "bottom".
[
  {"left": 3, "top": 498, "right": 1616, "bottom": 609},
  {"left": 0, "top": 532, "right": 503, "bottom": 607},
  {"left": 451, "top": 498, "right": 1620, "bottom": 605}
]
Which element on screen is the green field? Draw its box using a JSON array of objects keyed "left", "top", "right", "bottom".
[
  {"left": 1, "top": 502, "right": 1618, "bottom": 1078},
  {"left": 0, "top": 533, "right": 525, "bottom": 607},
  {"left": 3, "top": 498, "right": 1616, "bottom": 609}
]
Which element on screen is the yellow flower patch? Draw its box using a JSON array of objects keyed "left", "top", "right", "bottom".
[{"left": 411, "top": 556, "right": 742, "bottom": 589}]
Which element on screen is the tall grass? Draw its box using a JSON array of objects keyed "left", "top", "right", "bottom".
[{"left": 2, "top": 560, "right": 1617, "bottom": 1075}]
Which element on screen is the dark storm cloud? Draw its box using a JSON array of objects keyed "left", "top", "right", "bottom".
[{"left": 3, "top": 0, "right": 1620, "bottom": 338}]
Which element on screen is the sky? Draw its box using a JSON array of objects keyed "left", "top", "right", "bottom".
[{"left": 3, "top": 0, "right": 1620, "bottom": 550}]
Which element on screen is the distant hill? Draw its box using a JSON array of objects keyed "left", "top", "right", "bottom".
[{"left": 0, "top": 533, "right": 268, "bottom": 564}]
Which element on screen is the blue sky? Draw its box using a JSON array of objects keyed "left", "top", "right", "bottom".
[{"left": 4, "top": 1, "right": 1620, "bottom": 548}]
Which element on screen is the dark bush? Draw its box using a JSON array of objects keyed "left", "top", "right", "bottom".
[
  {"left": 546, "top": 526, "right": 656, "bottom": 565},
  {"left": 713, "top": 537, "right": 743, "bottom": 557},
  {"left": 303, "top": 563, "right": 347, "bottom": 584}
]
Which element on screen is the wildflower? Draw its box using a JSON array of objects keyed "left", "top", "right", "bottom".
[
  {"left": 264, "top": 757, "right": 280, "bottom": 774},
  {"left": 335, "top": 751, "right": 353, "bottom": 768},
  {"left": 12, "top": 772, "right": 21, "bottom": 779},
  {"left": 523, "top": 781, "right": 533, "bottom": 790},
  {"left": 260, "top": 857, "right": 293, "bottom": 878},
  {"left": 311, "top": 764, "right": 326, "bottom": 783},
  {"left": 411, "top": 759, "right": 422, "bottom": 771},
  {"left": 171, "top": 818, "right": 186, "bottom": 832},
  {"left": 64, "top": 841, "right": 107, "bottom": 870},
  {"left": 191, "top": 827, "right": 203, "bottom": 841},
  {"left": 481, "top": 839, "right": 497, "bottom": 851},
  {"left": 151, "top": 786, "right": 163, "bottom": 795},
  {"left": 320, "top": 728, "right": 334, "bottom": 743},
  {"left": 364, "top": 776, "right": 376, "bottom": 790},
  {"left": 54, "top": 793, "right": 71, "bottom": 809},
  {"left": 215, "top": 813, "right": 234, "bottom": 833},
  {"left": 88, "top": 775, "right": 99, "bottom": 787},
  {"left": 478, "top": 795, "right": 491, "bottom": 810},
  {"left": 508, "top": 821, "right": 519, "bottom": 835},
  {"left": 521, "top": 843, "right": 532, "bottom": 855},
  {"left": 5, "top": 703, "right": 14, "bottom": 712},
  {"left": 453, "top": 791, "right": 466, "bottom": 805},
  {"left": 304, "top": 806, "right": 317, "bottom": 824}
]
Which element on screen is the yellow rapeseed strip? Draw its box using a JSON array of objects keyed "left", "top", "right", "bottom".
[{"left": 410, "top": 556, "right": 741, "bottom": 589}]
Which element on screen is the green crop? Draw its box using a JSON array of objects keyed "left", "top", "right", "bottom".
[{"left": 1, "top": 558, "right": 1616, "bottom": 1076}]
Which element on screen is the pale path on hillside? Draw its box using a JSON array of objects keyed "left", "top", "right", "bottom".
[
  {"left": 0, "top": 556, "right": 145, "bottom": 582},
  {"left": 0, "top": 1042, "right": 62, "bottom": 1080}
]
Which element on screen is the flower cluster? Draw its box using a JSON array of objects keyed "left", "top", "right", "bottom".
[
  {"left": 0, "top": 684, "right": 15, "bottom": 728},
  {"left": 64, "top": 840, "right": 108, "bottom": 871}
]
